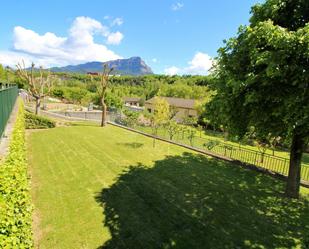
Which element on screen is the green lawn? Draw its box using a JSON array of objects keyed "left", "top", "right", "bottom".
[
  {"left": 28, "top": 124, "right": 309, "bottom": 249},
  {"left": 135, "top": 124, "right": 309, "bottom": 164},
  {"left": 132, "top": 124, "right": 309, "bottom": 181}
]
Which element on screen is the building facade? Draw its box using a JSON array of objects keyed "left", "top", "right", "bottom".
[{"left": 145, "top": 97, "right": 198, "bottom": 122}]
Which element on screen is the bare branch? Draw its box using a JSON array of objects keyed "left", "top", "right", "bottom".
[{"left": 15, "top": 61, "right": 56, "bottom": 113}]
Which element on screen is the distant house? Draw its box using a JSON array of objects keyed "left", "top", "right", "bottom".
[
  {"left": 87, "top": 72, "right": 99, "bottom": 76},
  {"left": 123, "top": 97, "right": 142, "bottom": 107},
  {"left": 145, "top": 97, "right": 198, "bottom": 122}
]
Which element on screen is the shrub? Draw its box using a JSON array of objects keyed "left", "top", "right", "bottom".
[
  {"left": 63, "top": 87, "right": 88, "bottom": 104},
  {"left": 0, "top": 102, "right": 33, "bottom": 247},
  {"left": 122, "top": 109, "right": 140, "bottom": 127},
  {"left": 52, "top": 87, "right": 65, "bottom": 99},
  {"left": 25, "top": 111, "right": 56, "bottom": 129}
]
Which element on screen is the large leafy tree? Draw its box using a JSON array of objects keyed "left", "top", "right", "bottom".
[{"left": 206, "top": 0, "right": 309, "bottom": 198}]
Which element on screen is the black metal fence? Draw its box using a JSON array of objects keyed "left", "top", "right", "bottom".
[{"left": 109, "top": 113, "right": 309, "bottom": 182}]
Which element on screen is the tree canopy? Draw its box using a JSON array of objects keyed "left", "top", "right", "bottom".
[{"left": 206, "top": 0, "right": 309, "bottom": 198}]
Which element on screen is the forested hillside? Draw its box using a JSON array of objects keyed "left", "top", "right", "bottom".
[{"left": 49, "top": 73, "right": 215, "bottom": 109}]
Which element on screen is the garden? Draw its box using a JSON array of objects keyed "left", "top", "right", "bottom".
[
  {"left": 0, "top": 0, "right": 308, "bottom": 248},
  {"left": 28, "top": 120, "right": 309, "bottom": 249}
]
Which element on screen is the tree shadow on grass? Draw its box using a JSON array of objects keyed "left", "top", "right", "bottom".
[
  {"left": 95, "top": 152, "right": 309, "bottom": 249},
  {"left": 116, "top": 142, "right": 144, "bottom": 149}
]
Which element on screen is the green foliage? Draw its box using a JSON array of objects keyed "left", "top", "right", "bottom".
[
  {"left": 122, "top": 109, "right": 140, "bottom": 127},
  {"left": 0, "top": 102, "right": 33, "bottom": 248},
  {"left": 151, "top": 97, "right": 170, "bottom": 129},
  {"left": 206, "top": 0, "right": 309, "bottom": 141},
  {"left": 204, "top": 140, "right": 220, "bottom": 150},
  {"left": 186, "top": 127, "right": 197, "bottom": 146},
  {"left": 105, "top": 90, "right": 123, "bottom": 110},
  {"left": 138, "top": 98, "right": 145, "bottom": 107},
  {"left": 52, "top": 86, "right": 91, "bottom": 105},
  {"left": 51, "top": 73, "right": 214, "bottom": 107},
  {"left": 205, "top": 0, "right": 309, "bottom": 197},
  {"left": 165, "top": 120, "right": 179, "bottom": 140},
  {"left": 28, "top": 124, "right": 309, "bottom": 248},
  {"left": 250, "top": 0, "right": 309, "bottom": 31},
  {"left": 52, "top": 87, "right": 65, "bottom": 99},
  {"left": 182, "top": 116, "right": 198, "bottom": 126},
  {"left": 0, "top": 64, "right": 5, "bottom": 81},
  {"left": 63, "top": 87, "right": 88, "bottom": 104},
  {"left": 0, "top": 64, "right": 18, "bottom": 86},
  {"left": 25, "top": 111, "right": 56, "bottom": 129}
]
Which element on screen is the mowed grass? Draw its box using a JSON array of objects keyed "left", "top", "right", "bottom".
[
  {"left": 135, "top": 125, "right": 309, "bottom": 166},
  {"left": 28, "top": 124, "right": 309, "bottom": 249},
  {"left": 133, "top": 125, "right": 309, "bottom": 181}
]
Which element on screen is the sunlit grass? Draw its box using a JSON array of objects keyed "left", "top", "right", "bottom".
[{"left": 28, "top": 125, "right": 309, "bottom": 249}]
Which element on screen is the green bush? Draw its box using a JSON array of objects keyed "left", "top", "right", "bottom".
[
  {"left": 0, "top": 102, "right": 33, "bottom": 247},
  {"left": 25, "top": 111, "right": 56, "bottom": 129}
]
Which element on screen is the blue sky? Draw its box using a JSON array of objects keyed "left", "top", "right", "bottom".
[{"left": 0, "top": 0, "right": 263, "bottom": 74}]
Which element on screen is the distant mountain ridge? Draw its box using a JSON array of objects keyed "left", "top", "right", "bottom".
[{"left": 49, "top": 57, "right": 153, "bottom": 76}]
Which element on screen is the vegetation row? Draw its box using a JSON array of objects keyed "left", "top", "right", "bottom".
[{"left": 0, "top": 101, "right": 33, "bottom": 248}]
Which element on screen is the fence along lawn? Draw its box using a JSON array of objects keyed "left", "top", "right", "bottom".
[
  {"left": 0, "top": 85, "right": 18, "bottom": 138},
  {"left": 28, "top": 124, "right": 309, "bottom": 249},
  {"left": 123, "top": 124, "right": 309, "bottom": 182}
]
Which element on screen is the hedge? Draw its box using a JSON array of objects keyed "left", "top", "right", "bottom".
[
  {"left": 25, "top": 111, "right": 56, "bottom": 129},
  {"left": 0, "top": 101, "right": 33, "bottom": 248}
]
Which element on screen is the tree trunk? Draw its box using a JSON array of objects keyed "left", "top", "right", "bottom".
[
  {"left": 101, "top": 97, "right": 107, "bottom": 127},
  {"left": 35, "top": 97, "right": 41, "bottom": 115},
  {"left": 285, "top": 132, "right": 304, "bottom": 198},
  {"left": 260, "top": 153, "right": 264, "bottom": 163},
  {"left": 224, "top": 131, "right": 228, "bottom": 141}
]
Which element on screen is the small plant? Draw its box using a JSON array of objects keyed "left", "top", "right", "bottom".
[
  {"left": 165, "top": 120, "right": 179, "bottom": 140},
  {"left": 197, "top": 125, "right": 203, "bottom": 138},
  {"left": 186, "top": 127, "right": 197, "bottom": 146},
  {"left": 204, "top": 140, "right": 220, "bottom": 150},
  {"left": 147, "top": 97, "right": 170, "bottom": 147}
]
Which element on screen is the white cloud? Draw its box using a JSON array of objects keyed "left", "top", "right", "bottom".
[
  {"left": 164, "top": 66, "right": 180, "bottom": 75},
  {"left": 107, "top": 31, "right": 124, "bottom": 45},
  {"left": 164, "top": 52, "right": 213, "bottom": 75},
  {"left": 171, "top": 2, "right": 184, "bottom": 11},
  {"left": 0, "top": 51, "right": 33, "bottom": 67},
  {"left": 111, "top": 17, "right": 123, "bottom": 26},
  {"left": 186, "top": 52, "right": 213, "bottom": 75},
  {"left": 0, "top": 16, "right": 124, "bottom": 68},
  {"left": 152, "top": 58, "right": 158, "bottom": 63}
]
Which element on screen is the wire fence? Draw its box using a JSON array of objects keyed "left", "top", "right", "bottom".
[
  {"left": 109, "top": 113, "right": 309, "bottom": 182},
  {"left": 0, "top": 84, "right": 18, "bottom": 138}
]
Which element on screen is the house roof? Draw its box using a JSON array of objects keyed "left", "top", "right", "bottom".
[
  {"left": 145, "top": 97, "right": 196, "bottom": 109},
  {"left": 123, "top": 97, "right": 141, "bottom": 102}
]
